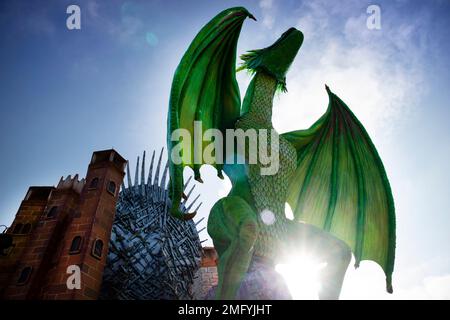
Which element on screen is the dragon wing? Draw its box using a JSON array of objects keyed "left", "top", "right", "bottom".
[
  {"left": 282, "top": 85, "right": 395, "bottom": 293},
  {"left": 167, "top": 7, "right": 254, "bottom": 219}
]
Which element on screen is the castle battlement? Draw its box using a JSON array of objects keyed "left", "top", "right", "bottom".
[{"left": 56, "top": 174, "right": 86, "bottom": 194}]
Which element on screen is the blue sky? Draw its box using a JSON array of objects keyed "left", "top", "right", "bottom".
[{"left": 0, "top": 0, "right": 449, "bottom": 299}]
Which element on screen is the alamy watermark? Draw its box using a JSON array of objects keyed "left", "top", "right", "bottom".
[
  {"left": 66, "top": 265, "right": 81, "bottom": 289},
  {"left": 66, "top": 5, "right": 81, "bottom": 30},
  {"left": 367, "top": 5, "right": 381, "bottom": 30},
  {"left": 171, "top": 121, "right": 280, "bottom": 176}
]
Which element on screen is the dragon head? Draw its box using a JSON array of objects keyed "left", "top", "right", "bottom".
[{"left": 238, "top": 27, "right": 304, "bottom": 91}]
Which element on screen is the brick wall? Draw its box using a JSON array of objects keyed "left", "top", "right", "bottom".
[
  {"left": 192, "top": 247, "right": 218, "bottom": 299},
  {"left": 0, "top": 187, "right": 53, "bottom": 298}
]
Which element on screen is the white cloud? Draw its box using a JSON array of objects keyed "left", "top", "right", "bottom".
[
  {"left": 387, "top": 273, "right": 450, "bottom": 300},
  {"left": 421, "top": 274, "right": 450, "bottom": 299},
  {"left": 340, "top": 258, "right": 450, "bottom": 300},
  {"left": 86, "top": 0, "right": 100, "bottom": 18},
  {"left": 259, "top": 0, "right": 275, "bottom": 29},
  {"left": 270, "top": 2, "right": 427, "bottom": 144},
  {"left": 296, "top": 2, "right": 330, "bottom": 39},
  {"left": 83, "top": 1, "right": 149, "bottom": 49},
  {"left": 259, "top": 0, "right": 273, "bottom": 10},
  {"left": 116, "top": 15, "right": 145, "bottom": 46}
]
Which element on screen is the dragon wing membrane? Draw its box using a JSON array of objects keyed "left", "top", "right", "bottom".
[
  {"left": 282, "top": 86, "right": 396, "bottom": 293},
  {"left": 167, "top": 7, "right": 253, "bottom": 219}
]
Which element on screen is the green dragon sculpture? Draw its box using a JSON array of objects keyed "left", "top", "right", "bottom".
[{"left": 166, "top": 7, "right": 395, "bottom": 300}]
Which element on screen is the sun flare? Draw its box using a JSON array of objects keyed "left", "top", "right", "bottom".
[{"left": 275, "top": 254, "right": 327, "bottom": 300}]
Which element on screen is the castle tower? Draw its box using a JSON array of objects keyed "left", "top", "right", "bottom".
[
  {"left": 0, "top": 187, "right": 54, "bottom": 298},
  {"left": 30, "top": 174, "right": 85, "bottom": 299},
  {"left": 0, "top": 149, "right": 126, "bottom": 300},
  {"left": 2, "top": 176, "right": 85, "bottom": 299},
  {"left": 41, "top": 149, "right": 126, "bottom": 300}
]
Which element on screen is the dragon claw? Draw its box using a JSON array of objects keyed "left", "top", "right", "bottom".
[
  {"left": 183, "top": 211, "right": 197, "bottom": 220},
  {"left": 195, "top": 176, "right": 204, "bottom": 183}
]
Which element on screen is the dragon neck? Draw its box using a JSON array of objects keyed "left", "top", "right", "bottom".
[{"left": 242, "top": 72, "right": 277, "bottom": 126}]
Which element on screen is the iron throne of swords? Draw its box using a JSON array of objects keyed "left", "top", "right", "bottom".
[{"left": 100, "top": 149, "right": 205, "bottom": 300}]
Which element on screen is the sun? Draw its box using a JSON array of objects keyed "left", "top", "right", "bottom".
[{"left": 275, "top": 254, "right": 327, "bottom": 300}]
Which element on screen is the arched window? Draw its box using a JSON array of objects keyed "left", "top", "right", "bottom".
[
  {"left": 0, "top": 232, "right": 13, "bottom": 256},
  {"left": 21, "top": 223, "right": 32, "bottom": 234},
  {"left": 107, "top": 181, "right": 116, "bottom": 195},
  {"left": 46, "top": 206, "right": 58, "bottom": 219},
  {"left": 89, "top": 177, "right": 99, "bottom": 189},
  {"left": 91, "top": 239, "right": 103, "bottom": 259},
  {"left": 69, "top": 236, "right": 82, "bottom": 254},
  {"left": 17, "top": 266, "right": 32, "bottom": 285},
  {"left": 13, "top": 223, "right": 23, "bottom": 234}
]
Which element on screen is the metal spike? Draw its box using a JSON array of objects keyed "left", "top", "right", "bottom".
[
  {"left": 194, "top": 217, "right": 205, "bottom": 226},
  {"left": 194, "top": 202, "right": 202, "bottom": 212},
  {"left": 134, "top": 156, "right": 140, "bottom": 188},
  {"left": 153, "top": 148, "right": 164, "bottom": 186},
  {"left": 186, "top": 194, "right": 200, "bottom": 211},
  {"left": 160, "top": 161, "right": 169, "bottom": 189},
  {"left": 141, "top": 151, "right": 146, "bottom": 194},
  {"left": 197, "top": 227, "right": 206, "bottom": 234},
  {"left": 182, "top": 185, "right": 195, "bottom": 205},
  {"left": 183, "top": 176, "right": 192, "bottom": 190},
  {"left": 126, "top": 161, "right": 132, "bottom": 189},
  {"left": 147, "top": 150, "right": 156, "bottom": 185},
  {"left": 141, "top": 151, "right": 146, "bottom": 184}
]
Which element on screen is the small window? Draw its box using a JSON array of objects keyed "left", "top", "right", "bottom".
[
  {"left": 69, "top": 236, "right": 82, "bottom": 254},
  {"left": 13, "top": 223, "right": 23, "bottom": 234},
  {"left": 46, "top": 206, "right": 58, "bottom": 219},
  {"left": 89, "top": 177, "right": 99, "bottom": 189},
  {"left": 0, "top": 233, "right": 13, "bottom": 256},
  {"left": 21, "top": 223, "right": 32, "bottom": 234},
  {"left": 107, "top": 181, "right": 116, "bottom": 195},
  {"left": 17, "top": 267, "right": 32, "bottom": 285},
  {"left": 91, "top": 239, "right": 103, "bottom": 259}
]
